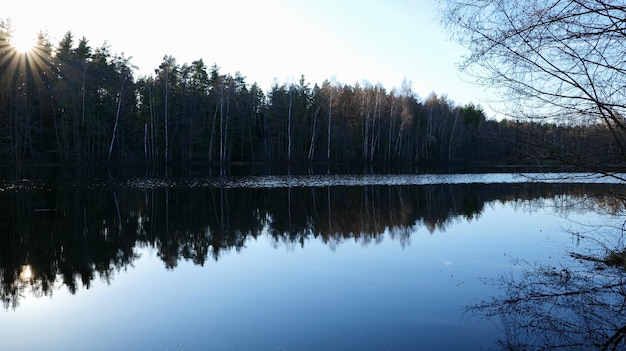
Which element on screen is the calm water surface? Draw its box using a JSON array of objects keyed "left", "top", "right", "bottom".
[{"left": 1, "top": 173, "right": 624, "bottom": 350}]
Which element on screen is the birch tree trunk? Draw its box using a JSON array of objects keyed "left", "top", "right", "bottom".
[
  {"left": 108, "top": 87, "right": 123, "bottom": 162},
  {"left": 388, "top": 98, "right": 395, "bottom": 162},
  {"left": 208, "top": 103, "right": 218, "bottom": 163},
  {"left": 219, "top": 82, "right": 225, "bottom": 164},
  {"left": 143, "top": 122, "right": 148, "bottom": 162},
  {"left": 327, "top": 89, "right": 332, "bottom": 164},
  {"left": 369, "top": 88, "right": 381, "bottom": 163},
  {"left": 164, "top": 65, "right": 170, "bottom": 164},
  {"left": 448, "top": 110, "right": 459, "bottom": 162},
  {"left": 287, "top": 87, "right": 293, "bottom": 163},
  {"left": 362, "top": 90, "right": 370, "bottom": 163},
  {"left": 223, "top": 82, "right": 230, "bottom": 164},
  {"left": 308, "top": 105, "right": 321, "bottom": 163}
]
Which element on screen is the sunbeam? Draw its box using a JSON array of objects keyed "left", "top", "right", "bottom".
[{"left": 1, "top": 29, "right": 53, "bottom": 91}]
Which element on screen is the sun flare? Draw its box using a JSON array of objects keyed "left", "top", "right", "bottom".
[
  {"left": 19, "top": 265, "right": 33, "bottom": 281},
  {"left": 10, "top": 29, "right": 37, "bottom": 53}
]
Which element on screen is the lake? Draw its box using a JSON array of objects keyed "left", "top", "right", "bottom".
[{"left": 1, "top": 171, "right": 625, "bottom": 350}]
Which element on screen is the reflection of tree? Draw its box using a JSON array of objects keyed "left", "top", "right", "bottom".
[
  {"left": 467, "top": 197, "right": 626, "bottom": 351},
  {"left": 1, "top": 180, "right": 624, "bottom": 309},
  {"left": 0, "top": 188, "right": 139, "bottom": 309},
  {"left": 469, "top": 260, "right": 626, "bottom": 350}
]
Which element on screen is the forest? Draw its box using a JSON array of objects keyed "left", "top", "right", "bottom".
[{"left": 1, "top": 24, "right": 623, "bottom": 168}]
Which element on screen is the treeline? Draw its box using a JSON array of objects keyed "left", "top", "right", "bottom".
[{"left": 1, "top": 26, "right": 623, "bottom": 167}]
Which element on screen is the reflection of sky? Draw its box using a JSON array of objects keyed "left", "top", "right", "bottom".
[{"left": 1, "top": 199, "right": 607, "bottom": 350}]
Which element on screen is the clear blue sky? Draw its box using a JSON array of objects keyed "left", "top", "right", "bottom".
[{"left": 5, "top": 0, "right": 489, "bottom": 112}]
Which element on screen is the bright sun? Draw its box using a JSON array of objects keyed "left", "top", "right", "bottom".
[{"left": 10, "top": 29, "right": 36, "bottom": 53}]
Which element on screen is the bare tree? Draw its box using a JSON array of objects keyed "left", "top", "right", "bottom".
[{"left": 441, "top": 0, "right": 626, "bottom": 175}]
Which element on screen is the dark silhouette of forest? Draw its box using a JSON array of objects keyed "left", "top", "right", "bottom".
[
  {"left": 1, "top": 179, "right": 624, "bottom": 309},
  {"left": 1, "top": 24, "right": 623, "bottom": 168}
]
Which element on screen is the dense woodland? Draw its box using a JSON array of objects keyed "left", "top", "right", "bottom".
[{"left": 0, "top": 24, "right": 623, "bottom": 168}]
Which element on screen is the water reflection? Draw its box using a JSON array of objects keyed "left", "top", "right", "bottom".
[
  {"left": 467, "top": 256, "right": 626, "bottom": 350},
  {"left": 0, "top": 176, "right": 624, "bottom": 312},
  {"left": 467, "top": 192, "right": 626, "bottom": 351}
]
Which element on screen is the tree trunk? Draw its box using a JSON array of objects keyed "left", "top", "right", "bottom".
[
  {"left": 108, "top": 88, "right": 123, "bottom": 162},
  {"left": 144, "top": 122, "right": 148, "bottom": 161},
  {"left": 288, "top": 88, "right": 293, "bottom": 163},
  {"left": 164, "top": 66, "right": 170, "bottom": 165},
  {"left": 448, "top": 110, "right": 459, "bottom": 162},
  {"left": 219, "top": 83, "right": 224, "bottom": 164},
  {"left": 363, "top": 92, "right": 370, "bottom": 163},
  {"left": 370, "top": 89, "right": 380, "bottom": 163},
  {"left": 208, "top": 103, "right": 218, "bottom": 163},
  {"left": 308, "top": 105, "right": 321, "bottom": 163},
  {"left": 327, "top": 90, "right": 332, "bottom": 164}
]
